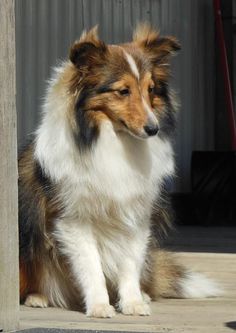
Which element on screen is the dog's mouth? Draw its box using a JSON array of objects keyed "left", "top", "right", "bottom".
[{"left": 119, "top": 119, "right": 159, "bottom": 139}]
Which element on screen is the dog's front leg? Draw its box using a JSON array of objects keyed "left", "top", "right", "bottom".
[
  {"left": 118, "top": 256, "right": 151, "bottom": 316},
  {"left": 56, "top": 220, "right": 115, "bottom": 318}
]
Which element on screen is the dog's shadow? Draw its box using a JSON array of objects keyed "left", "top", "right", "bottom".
[{"left": 225, "top": 321, "right": 236, "bottom": 331}]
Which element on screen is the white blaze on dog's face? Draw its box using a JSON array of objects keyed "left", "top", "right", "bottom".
[{"left": 68, "top": 25, "right": 180, "bottom": 148}]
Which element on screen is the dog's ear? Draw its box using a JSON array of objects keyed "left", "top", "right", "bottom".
[
  {"left": 133, "top": 23, "right": 180, "bottom": 65},
  {"left": 70, "top": 26, "right": 108, "bottom": 70}
]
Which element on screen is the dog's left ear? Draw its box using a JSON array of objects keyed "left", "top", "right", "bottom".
[
  {"left": 69, "top": 26, "right": 108, "bottom": 70},
  {"left": 133, "top": 23, "right": 180, "bottom": 65}
]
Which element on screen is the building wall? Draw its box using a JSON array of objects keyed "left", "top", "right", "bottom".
[
  {"left": 215, "top": 0, "right": 235, "bottom": 150},
  {"left": 15, "top": 0, "right": 215, "bottom": 192},
  {"left": 233, "top": 0, "right": 236, "bottom": 108}
]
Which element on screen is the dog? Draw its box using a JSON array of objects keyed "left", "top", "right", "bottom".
[{"left": 19, "top": 24, "right": 220, "bottom": 318}]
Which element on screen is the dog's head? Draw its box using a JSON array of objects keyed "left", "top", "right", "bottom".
[{"left": 68, "top": 25, "right": 180, "bottom": 148}]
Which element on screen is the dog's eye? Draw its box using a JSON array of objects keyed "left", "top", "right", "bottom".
[
  {"left": 119, "top": 88, "right": 130, "bottom": 96},
  {"left": 148, "top": 86, "right": 154, "bottom": 94}
]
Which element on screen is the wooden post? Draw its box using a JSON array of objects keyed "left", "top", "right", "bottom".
[{"left": 0, "top": 0, "right": 19, "bottom": 331}]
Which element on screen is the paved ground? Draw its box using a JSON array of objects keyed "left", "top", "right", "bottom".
[{"left": 19, "top": 227, "right": 236, "bottom": 333}]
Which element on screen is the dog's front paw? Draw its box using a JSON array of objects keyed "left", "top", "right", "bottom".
[
  {"left": 24, "top": 293, "right": 49, "bottom": 308},
  {"left": 120, "top": 301, "right": 151, "bottom": 316},
  {"left": 86, "top": 303, "right": 116, "bottom": 318}
]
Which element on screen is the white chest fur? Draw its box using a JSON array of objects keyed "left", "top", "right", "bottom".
[
  {"left": 35, "top": 100, "right": 175, "bottom": 296},
  {"left": 51, "top": 122, "right": 174, "bottom": 289},
  {"left": 36, "top": 119, "right": 174, "bottom": 223}
]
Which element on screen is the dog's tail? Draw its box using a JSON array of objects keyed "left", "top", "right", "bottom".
[{"left": 143, "top": 250, "right": 222, "bottom": 299}]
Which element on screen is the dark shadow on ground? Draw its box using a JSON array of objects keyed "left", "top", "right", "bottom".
[
  {"left": 162, "top": 226, "right": 236, "bottom": 254},
  {"left": 225, "top": 321, "right": 236, "bottom": 331}
]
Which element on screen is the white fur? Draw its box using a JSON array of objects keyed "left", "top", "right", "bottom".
[
  {"left": 179, "top": 272, "right": 222, "bottom": 298},
  {"left": 24, "top": 294, "right": 49, "bottom": 308},
  {"left": 142, "top": 96, "right": 160, "bottom": 128},
  {"left": 36, "top": 62, "right": 221, "bottom": 317},
  {"left": 124, "top": 52, "right": 140, "bottom": 79},
  {"left": 55, "top": 219, "right": 112, "bottom": 315},
  {"left": 34, "top": 63, "right": 175, "bottom": 316}
]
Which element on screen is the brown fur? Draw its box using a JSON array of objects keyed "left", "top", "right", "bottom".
[
  {"left": 19, "top": 145, "right": 60, "bottom": 237},
  {"left": 19, "top": 24, "right": 187, "bottom": 310},
  {"left": 19, "top": 145, "right": 61, "bottom": 301},
  {"left": 66, "top": 24, "right": 179, "bottom": 139},
  {"left": 143, "top": 250, "right": 185, "bottom": 299},
  {"left": 133, "top": 23, "right": 180, "bottom": 64},
  {"left": 19, "top": 259, "right": 44, "bottom": 302}
]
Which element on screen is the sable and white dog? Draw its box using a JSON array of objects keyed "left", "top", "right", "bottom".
[{"left": 19, "top": 25, "right": 220, "bottom": 318}]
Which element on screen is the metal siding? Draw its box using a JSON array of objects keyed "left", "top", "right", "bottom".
[
  {"left": 233, "top": 0, "right": 236, "bottom": 110},
  {"left": 15, "top": 0, "right": 215, "bottom": 192}
]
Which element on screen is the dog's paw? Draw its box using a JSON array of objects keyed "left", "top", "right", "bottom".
[
  {"left": 120, "top": 301, "right": 151, "bottom": 316},
  {"left": 24, "top": 293, "right": 49, "bottom": 308},
  {"left": 86, "top": 303, "right": 116, "bottom": 318}
]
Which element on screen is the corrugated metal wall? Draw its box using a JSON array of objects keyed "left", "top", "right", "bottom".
[
  {"left": 233, "top": 0, "right": 236, "bottom": 108},
  {"left": 15, "top": 0, "right": 215, "bottom": 192}
]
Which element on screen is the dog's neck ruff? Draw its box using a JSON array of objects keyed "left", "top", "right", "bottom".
[{"left": 34, "top": 63, "right": 175, "bottom": 207}]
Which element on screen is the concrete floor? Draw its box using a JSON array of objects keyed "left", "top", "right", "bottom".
[{"left": 19, "top": 227, "right": 236, "bottom": 333}]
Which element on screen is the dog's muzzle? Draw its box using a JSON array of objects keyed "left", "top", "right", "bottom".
[{"left": 143, "top": 124, "right": 159, "bottom": 136}]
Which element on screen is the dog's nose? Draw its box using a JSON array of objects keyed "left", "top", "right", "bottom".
[{"left": 144, "top": 125, "right": 159, "bottom": 136}]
